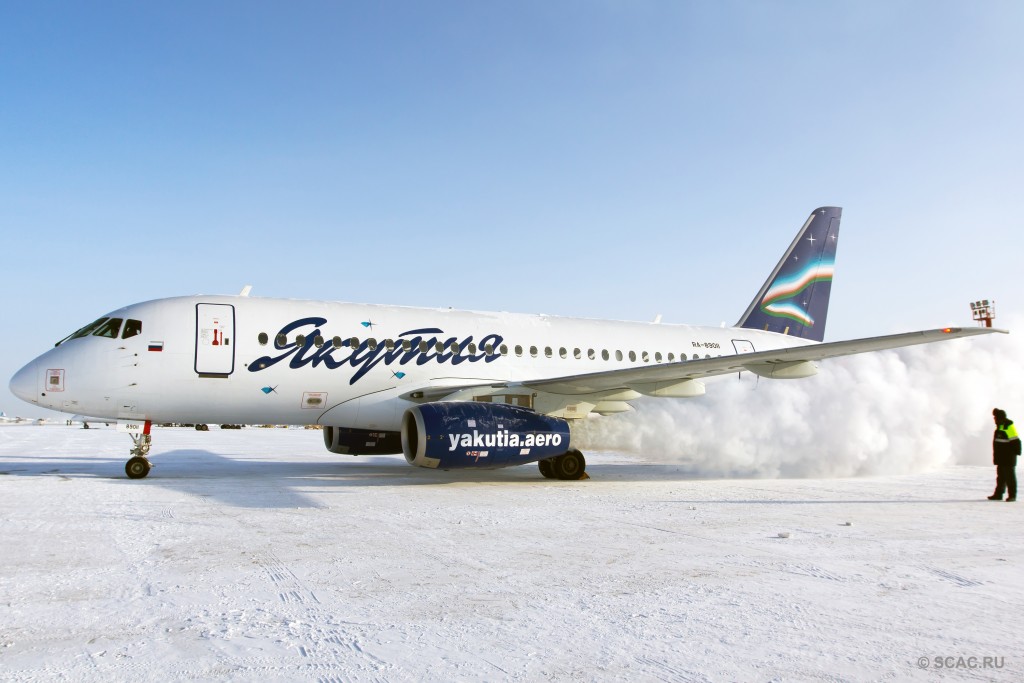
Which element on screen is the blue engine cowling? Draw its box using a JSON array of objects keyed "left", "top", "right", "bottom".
[{"left": 401, "top": 402, "right": 570, "bottom": 469}]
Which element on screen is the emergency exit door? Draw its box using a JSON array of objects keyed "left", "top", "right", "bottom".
[
  {"left": 195, "top": 303, "right": 235, "bottom": 376},
  {"left": 732, "top": 339, "right": 755, "bottom": 355}
]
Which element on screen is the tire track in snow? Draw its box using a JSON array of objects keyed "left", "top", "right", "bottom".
[
  {"left": 922, "top": 566, "right": 983, "bottom": 587},
  {"left": 632, "top": 653, "right": 705, "bottom": 682},
  {"left": 253, "top": 550, "right": 392, "bottom": 681}
]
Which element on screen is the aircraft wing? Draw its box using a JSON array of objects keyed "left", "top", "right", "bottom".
[
  {"left": 400, "top": 327, "right": 1005, "bottom": 402},
  {"left": 523, "top": 327, "right": 1006, "bottom": 395}
]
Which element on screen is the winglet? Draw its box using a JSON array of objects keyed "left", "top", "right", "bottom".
[{"left": 239, "top": 285, "right": 253, "bottom": 297}]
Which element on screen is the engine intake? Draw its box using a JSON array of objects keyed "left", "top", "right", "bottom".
[{"left": 402, "top": 402, "right": 570, "bottom": 469}]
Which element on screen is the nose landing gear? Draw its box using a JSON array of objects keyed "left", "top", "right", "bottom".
[{"left": 124, "top": 421, "right": 153, "bottom": 479}]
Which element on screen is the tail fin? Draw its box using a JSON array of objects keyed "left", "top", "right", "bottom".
[{"left": 736, "top": 207, "right": 841, "bottom": 342}]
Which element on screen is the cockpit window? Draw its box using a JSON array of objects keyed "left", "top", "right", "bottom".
[
  {"left": 56, "top": 317, "right": 110, "bottom": 346},
  {"left": 122, "top": 319, "right": 142, "bottom": 339},
  {"left": 93, "top": 318, "right": 123, "bottom": 338}
]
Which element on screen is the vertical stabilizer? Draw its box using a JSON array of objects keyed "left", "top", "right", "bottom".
[{"left": 736, "top": 207, "right": 841, "bottom": 342}]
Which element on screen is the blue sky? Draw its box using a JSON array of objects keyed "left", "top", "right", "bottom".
[{"left": 3, "top": 2, "right": 1022, "bottom": 417}]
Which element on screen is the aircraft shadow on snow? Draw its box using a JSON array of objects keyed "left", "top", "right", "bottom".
[{"left": 0, "top": 449, "right": 987, "bottom": 509}]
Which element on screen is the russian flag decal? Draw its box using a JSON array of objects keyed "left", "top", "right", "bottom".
[{"left": 148, "top": 341, "right": 164, "bottom": 352}]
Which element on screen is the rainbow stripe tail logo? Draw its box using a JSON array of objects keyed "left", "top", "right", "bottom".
[{"left": 759, "top": 259, "right": 835, "bottom": 326}]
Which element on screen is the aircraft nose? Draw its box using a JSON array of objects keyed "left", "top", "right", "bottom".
[{"left": 9, "top": 360, "right": 39, "bottom": 405}]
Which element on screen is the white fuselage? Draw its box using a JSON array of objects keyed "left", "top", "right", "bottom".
[{"left": 11, "top": 295, "right": 812, "bottom": 429}]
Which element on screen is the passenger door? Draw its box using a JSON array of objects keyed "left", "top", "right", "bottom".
[{"left": 195, "top": 303, "right": 235, "bottom": 376}]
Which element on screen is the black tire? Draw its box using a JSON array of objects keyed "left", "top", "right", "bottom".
[
  {"left": 125, "top": 456, "right": 151, "bottom": 479},
  {"left": 552, "top": 449, "right": 586, "bottom": 480},
  {"left": 538, "top": 459, "right": 555, "bottom": 479}
]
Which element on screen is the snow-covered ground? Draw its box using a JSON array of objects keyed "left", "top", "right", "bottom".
[{"left": 1, "top": 424, "right": 1021, "bottom": 682}]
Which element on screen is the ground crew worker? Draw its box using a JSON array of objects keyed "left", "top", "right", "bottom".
[{"left": 989, "top": 408, "right": 1020, "bottom": 502}]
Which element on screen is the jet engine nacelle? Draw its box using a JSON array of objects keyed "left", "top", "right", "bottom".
[{"left": 401, "top": 402, "right": 570, "bottom": 469}]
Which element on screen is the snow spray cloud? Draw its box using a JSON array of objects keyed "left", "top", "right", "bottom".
[{"left": 571, "top": 316, "right": 1024, "bottom": 478}]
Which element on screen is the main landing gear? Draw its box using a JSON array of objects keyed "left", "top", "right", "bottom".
[
  {"left": 125, "top": 422, "right": 153, "bottom": 479},
  {"left": 538, "top": 448, "right": 589, "bottom": 481}
]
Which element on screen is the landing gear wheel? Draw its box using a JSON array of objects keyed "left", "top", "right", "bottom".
[
  {"left": 538, "top": 459, "right": 555, "bottom": 479},
  {"left": 125, "top": 456, "right": 151, "bottom": 479},
  {"left": 552, "top": 449, "right": 587, "bottom": 480}
]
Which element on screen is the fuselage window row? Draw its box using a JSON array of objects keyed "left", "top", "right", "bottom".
[{"left": 256, "top": 333, "right": 700, "bottom": 364}]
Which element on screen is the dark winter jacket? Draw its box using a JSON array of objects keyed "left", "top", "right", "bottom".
[{"left": 994, "top": 419, "right": 1021, "bottom": 466}]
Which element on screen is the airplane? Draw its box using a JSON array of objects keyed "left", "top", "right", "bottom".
[{"left": 8, "top": 207, "right": 1006, "bottom": 480}]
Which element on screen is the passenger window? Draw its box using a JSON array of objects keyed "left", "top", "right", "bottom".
[
  {"left": 588, "top": 349, "right": 595, "bottom": 360},
  {"left": 693, "top": 354, "right": 699, "bottom": 360},
  {"left": 385, "top": 339, "right": 395, "bottom": 351},
  {"left": 642, "top": 351, "right": 650, "bottom": 363},
  {"left": 515, "top": 345, "right": 523, "bottom": 357},
  {"left": 615, "top": 350, "right": 623, "bottom": 361},
  {"left": 545, "top": 347, "right": 553, "bottom": 358},
  {"left": 122, "top": 319, "right": 142, "bottom": 339},
  {"left": 559, "top": 347, "right": 567, "bottom": 359},
  {"left": 258, "top": 332, "right": 269, "bottom": 346},
  {"left": 451, "top": 342, "right": 461, "bottom": 354},
  {"left": 295, "top": 334, "right": 306, "bottom": 347},
  {"left": 628, "top": 351, "right": 636, "bottom": 362},
  {"left": 500, "top": 344, "right": 508, "bottom": 355},
  {"left": 402, "top": 340, "right": 412, "bottom": 351},
  {"left": 419, "top": 341, "right": 428, "bottom": 352},
  {"left": 602, "top": 349, "right": 609, "bottom": 361},
  {"left": 314, "top": 335, "right": 324, "bottom": 348},
  {"left": 484, "top": 343, "right": 494, "bottom": 355},
  {"left": 276, "top": 334, "right": 287, "bottom": 347},
  {"left": 333, "top": 336, "right": 343, "bottom": 349},
  {"left": 367, "top": 338, "right": 377, "bottom": 350},
  {"left": 93, "top": 318, "right": 123, "bottom": 338},
  {"left": 668, "top": 353, "right": 675, "bottom": 362},
  {"left": 435, "top": 342, "right": 444, "bottom": 353},
  {"left": 530, "top": 346, "right": 538, "bottom": 357},
  {"left": 350, "top": 337, "right": 360, "bottom": 349},
  {"left": 468, "top": 343, "right": 477, "bottom": 354},
  {"left": 655, "top": 352, "right": 662, "bottom": 362},
  {"left": 574, "top": 348, "right": 581, "bottom": 359}
]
